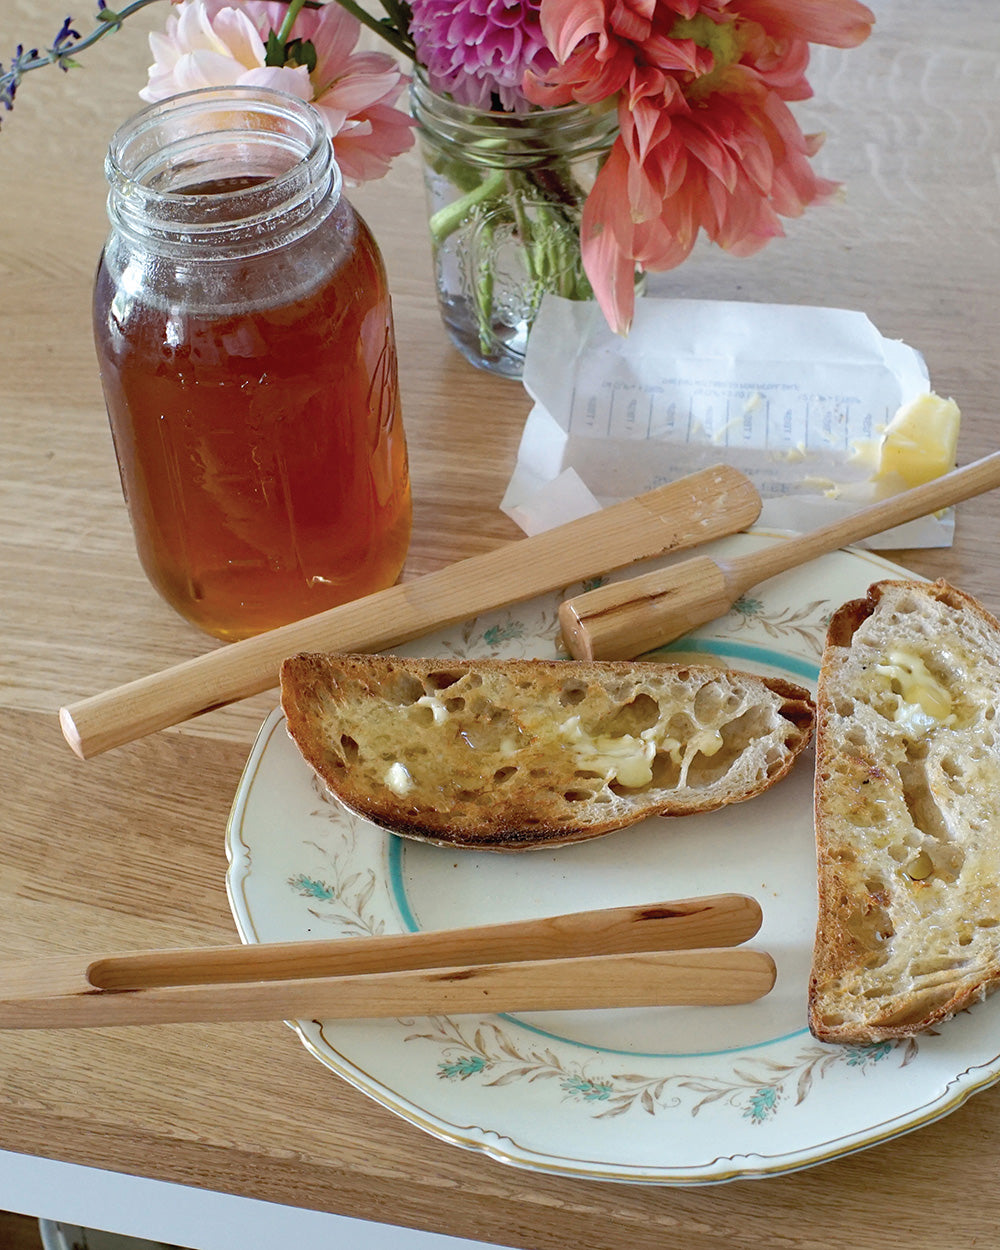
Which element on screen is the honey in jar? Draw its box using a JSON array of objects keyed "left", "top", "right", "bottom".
[{"left": 93, "top": 87, "right": 411, "bottom": 640}]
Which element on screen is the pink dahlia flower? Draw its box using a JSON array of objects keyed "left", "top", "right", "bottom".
[
  {"left": 409, "top": 0, "right": 558, "bottom": 112},
  {"left": 525, "top": 0, "right": 876, "bottom": 333},
  {"left": 141, "top": 0, "right": 413, "bottom": 183}
]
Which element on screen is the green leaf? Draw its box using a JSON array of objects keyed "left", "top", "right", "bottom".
[
  {"left": 285, "top": 37, "right": 317, "bottom": 73},
  {"left": 264, "top": 29, "right": 286, "bottom": 68}
]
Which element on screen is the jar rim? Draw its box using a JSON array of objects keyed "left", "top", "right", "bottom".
[
  {"left": 105, "top": 85, "right": 341, "bottom": 255},
  {"left": 409, "top": 70, "right": 618, "bottom": 164}
]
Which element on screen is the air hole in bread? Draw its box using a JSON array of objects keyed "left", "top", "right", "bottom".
[
  {"left": 977, "top": 918, "right": 1000, "bottom": 929},
  {"left": 898, "top": 759, "right": 953, "bottom": 846},
  {"left": 665, "top": 711, "right": 696, "bottom": 741},
  {"left": 649, "top": 751, "right": 681, "bottom": 790},
  {"left": 445, "top": 697, "right": 465, "bottom": 713},
  {"left": 692, "top": 682, "right": 727, "bottom": 723},
  {"left": 559, "top": 683, "right": 588, "bottom": 707},
  {"left": 385, "top": 672, "right": 425, "bottom": 706},
  {"left": 427, "top": 670, "right": 463, "bottom": 691},
  {"left": 410, "top": 705, "right": 436, "bottom": 729},
  {"left": 599, "top": 693, "right": 660, "bottom": 737},
  {"left": 564, "top": 789, "right": 595, "bottom": 803},
  {"left": 339, "top": 734, "right": 359, "bottom": 763},
  {"left": 685, "top": 749, "right": 740, "bottom": 790},
  {"left": 763, "top": 744, "right": 786, "bottom": 773},
  {"left": 786, "top": 703, "right": 818, "bottom": 735},
  {"left": 935, "top": 845, "right": 965, "bottom": 882},
  {"left": 874, "top": 915, "right": 895, "bottom": 943},
  {"left": 680, "top": 709, "right": 776, "bottom": 789},
  {"left": 843, "top": 896, "right": 894, "bottom": 953},
  {"left": 493, "top": 766, "right": 517, "bottom": 784}
]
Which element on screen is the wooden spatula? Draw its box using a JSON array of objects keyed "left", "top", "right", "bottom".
[
  {"left": 0, "top": 895, "right": 774, "bottom": 1029},
  {"left": 559, "top": 450, "right": 1000, "bottom": 661},
  {"left": 59, "top": 464, "right": 760, "bottom": 760}
]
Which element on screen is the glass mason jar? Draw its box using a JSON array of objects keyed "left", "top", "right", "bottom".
[
  {"left": 93, "top": 86, "right": 412, "bottom": 641},
  {"left": 411, "top": 74, "right": 620, "bottom": 378}
]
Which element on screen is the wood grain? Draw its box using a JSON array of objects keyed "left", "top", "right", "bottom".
[{"left": 4, "top": 1, "right": 1000, "bottom": 1247}]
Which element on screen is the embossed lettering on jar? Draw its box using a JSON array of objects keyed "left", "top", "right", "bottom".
[{"left": 93, "top": 87, "right": 412, "bottom": 640}]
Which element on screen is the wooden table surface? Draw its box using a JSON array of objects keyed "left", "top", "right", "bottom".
[{"left": 3, "top": 2, "right": 1000, "bottom": 1247}]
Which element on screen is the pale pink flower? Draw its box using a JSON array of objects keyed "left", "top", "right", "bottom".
[
  {"left": 141, "top": 1, "right": 413, "bottom": 183},
  {"left": 140, "top": 2, "right": 309, "bottom": 103},
  {"left": 525, "top": 0, "right": 876, "bottom": 333}
]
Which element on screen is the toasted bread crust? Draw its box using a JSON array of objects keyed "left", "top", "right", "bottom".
[
  {"left": 809, "top": 579, "right": 1000, "bottom": 1043},
  {"left": 280, "top": 655, "right": 814, "bottom": 852}
]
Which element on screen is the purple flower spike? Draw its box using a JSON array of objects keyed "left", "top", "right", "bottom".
[{"left": 409, "top": 0, "right": 556, "bottom": 113}]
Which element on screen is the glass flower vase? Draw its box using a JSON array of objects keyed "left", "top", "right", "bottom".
[{"left": 411, "top": 74, "right": 619, "bottom": 378}]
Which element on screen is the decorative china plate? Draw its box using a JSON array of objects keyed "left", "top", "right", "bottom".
[{"left": 226, "top": 533, "right": 1000, "bottom": 1184}]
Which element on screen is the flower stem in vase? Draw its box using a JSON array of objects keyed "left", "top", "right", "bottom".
[
  {"left": 427, "top": 168, "right": 506, "bottom": 244},
  {"left": 412, "top": 77, "right": 619, "bottom": 377}
]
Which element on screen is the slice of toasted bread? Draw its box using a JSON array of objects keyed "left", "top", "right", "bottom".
[
  {"left": 809, "top": 579, "right": 1000, "bottom": 1043},
  {"left": 280, "top": 654, "right": 814, "bottom": 851}
]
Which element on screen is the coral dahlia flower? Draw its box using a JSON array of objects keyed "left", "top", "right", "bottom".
[
  {"left": 525, "top": 0, "right": 876, "bottom": 333},
  {"left": 141, "top": 0, "right": 413, "bottom": 183}
]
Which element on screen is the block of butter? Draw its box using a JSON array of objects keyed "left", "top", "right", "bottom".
[{"left": 876, "top": 392, "right": 961, "bottom": 489}]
